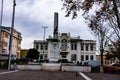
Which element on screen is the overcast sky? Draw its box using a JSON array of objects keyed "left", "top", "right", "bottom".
[{"left": 1, "top": 0, "right": 95, "bottom": 49}]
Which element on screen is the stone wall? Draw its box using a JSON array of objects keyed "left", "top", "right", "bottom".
[
  {"left": 11, "top": 63, "right": 91, "bottom": 72},
  {"left": 62, "top": 66, "right": 91, "bottom": 72}
]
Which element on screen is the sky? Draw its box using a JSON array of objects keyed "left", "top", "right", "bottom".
[{"left": 1, "top": 0, "right": 95, "bottom": 49}]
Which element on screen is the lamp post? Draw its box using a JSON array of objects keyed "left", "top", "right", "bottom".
[
  {"left": 8, "top": 0, "right": 16, "bottom": 70},
  {"left": 42, "top": 26, "right": 48, "bottom": 61}
]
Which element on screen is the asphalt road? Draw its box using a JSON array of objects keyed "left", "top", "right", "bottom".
[
  {"left": 0, "top": 70, "right": 120, "bottom": 80},
  {"left": 0, "top": 70, "right": 84, "bottom": 80}
]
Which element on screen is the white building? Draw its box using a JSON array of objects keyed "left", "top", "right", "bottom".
[{"left": 34, "top": 33, "right": 96, "bottom": 63}]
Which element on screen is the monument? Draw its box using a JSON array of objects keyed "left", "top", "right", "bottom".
[{"left": 48, "top": 12, "right": 60, "bottom": 62}]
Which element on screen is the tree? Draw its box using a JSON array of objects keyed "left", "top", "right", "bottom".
[
  {"left": 89, "top": 16, "right": 112, "bottom": 65},
  {"left": 105, "top": 40, "right": 120, "bottom": 60},
  {"left": 62, "top": 0, "right": 120, "bottom": 63},
  {"left": 62, "top": 0, "right": 120, "bottom": 39},
  {"left": 26, "top": 48, "right": 39, "bottom": 61}
]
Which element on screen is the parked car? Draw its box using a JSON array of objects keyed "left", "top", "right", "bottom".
[
  {"left": 109, "top": 63, "right": 120, "bottom": 67},
  {"left": 84, "top": 60, "right": 101, "bottom": 67}
]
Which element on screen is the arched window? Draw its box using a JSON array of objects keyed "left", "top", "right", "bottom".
[{"left": 61, "top": 39, "right": 67, "bottom": 51}]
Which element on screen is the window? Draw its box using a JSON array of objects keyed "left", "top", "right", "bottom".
[
  {"left": 90, "top": 55, "right": 93, "bottom": 60},
  {"left": 74, "top": 43, "right": 77, "bottom": 50},
  {"left": 61, "top": 39, "right": 67, "bottom": 51},
  {"left": 105, "top": 61, "right": 106, "bottom": 64},
  {"left": 40, "top": 54, "right": 43, "bottom": 60},
  {"left": 40, "top": 44, "right": 43, "bottom": 50},
  {"left": 45, "top": 44, "right": 48, "bottom": 50},
  {"left": 18, "top": 47, "right": 20, "bottom": 50},
  {"left": 90, "top": 45, "right": 94, "bottom": 51},
  {"left": 4, "top": 42, "right": 8, "bottom": 47},
  {"left": 71, "top": 43, "right": 73, "bottom": 50},
  {"left": 86, "top": 44, "right": 89, "bottom": 51},
  {"left": 5, "top": 33, "right": 8, "bottom": 38},
  {"left": 81, "top": 43, "right": 84, "bottom": 51},
  {"left": 71, "top": 54, "right": 76, "bottom": 61},
  {"left": 86, "top": 55, "right": 89, "bottom": 60},
  {"left": 36, "top": 44, "right": 39, "bottom": 50},
  {"left": 45, "top": 54, "right": 47, "bottom": 59},
  {"left": 81, "top": 55, "right": 84, "bottom": 61},
  {"left": 71, "top": 42, "right": 77, "bottom": 50}
]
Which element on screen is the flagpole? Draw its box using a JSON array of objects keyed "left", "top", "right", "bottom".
[
  {"left": 8, "top": 0, "right": 16, "bottom": 70},
  {"left": 0, "top": 0, "right": 3, "bottom": 54},
  {"left": 0, "top": 0, "right": 3, "bottom": 26}
]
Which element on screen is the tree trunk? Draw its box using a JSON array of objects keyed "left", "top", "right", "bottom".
[
  {"left": 100, "top": 49, "right": 104, "bottom": 73},
  {"left": 113, "top": 0, "right": 120, "bottom": 30},
  {"left": 100, "top": 49, "right": 104, "bottom": 66}
]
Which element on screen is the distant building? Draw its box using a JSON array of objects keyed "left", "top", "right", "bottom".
[
  {"left": 96, "top": 54, "right": 120, "bottom": 66},
  {"left": 20, "top": 49, "right": 29, "bottom": 58},
  {"left": 96, "top": 44, "right": 120, "bottom": 66},
  {"left": 0, "top": 26, "right": 22, "bottom": 59},
  {"left": 34, "top": 33, "right": 96, "bottom": 62}
]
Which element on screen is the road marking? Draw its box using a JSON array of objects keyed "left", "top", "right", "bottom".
[
  {"left": 79, "top": 72, "right": 92, "bottom": 80},
  {"left": 0, "top": 70, "right": 18, "bottom": 75}
]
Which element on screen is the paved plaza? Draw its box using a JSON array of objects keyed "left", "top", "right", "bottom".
[
  {"left": 0, "top": 70, "right": 120, "bottom": 80},
  {"left": 0, "top": 70, "right": 84, "bottom": 80}
]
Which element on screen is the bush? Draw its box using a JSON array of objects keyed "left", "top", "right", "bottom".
[
  {"left": 91, "top": 66, "right": 100, "bottom": 73},
  {"left": 0, "top": 60, "right": 8, "bottom": 69},
  {"left": 38, "top": 60, "right": 45, "bottom": 63},
  {"left": 103, "top": 66, "right": 120, "bottom": 74}
]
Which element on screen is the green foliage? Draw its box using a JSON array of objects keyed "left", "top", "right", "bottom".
[
  {"left": 105, "top": 40, "right": 120, "bottom": 60},
  {"left": 116, "top": 40, "right": 120, "bottom": 59},
  {"left": 0, "top": 60, "right": 8, "bottom": 69},
  {"left": 105, "top": 53, "right": 114, "bottom": 60},
  {"left": 26, "top": 48, "right": 39, "bottom": 61},
  {"left": 91, "top": 66, "right": 100, "bottom": 73}
]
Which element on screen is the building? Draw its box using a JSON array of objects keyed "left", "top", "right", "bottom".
[
  {"left": 96, "top": 43, "right": 120, "bottom": 66},
  {"left": 34, "top": 33, "right": 96, "bottom": 63},
  {"left": 20, "top": 49, "right": 29, "bottom": 59},
  {"left": 0, "top": 26, "right": 22, "bottom": 59},
  {"left": 96, "top": 54, "right": 120, "bottom": 66},
  {"left": 33, "top": 12, "right": 96, "bottom": 63}
]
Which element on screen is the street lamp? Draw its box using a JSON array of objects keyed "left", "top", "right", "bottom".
[{"left": 42, "top": 26, "right": 48, "bottom": 61}]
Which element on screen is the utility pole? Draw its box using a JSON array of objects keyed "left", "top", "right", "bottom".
[
  {"left": 8, "top": 0, "right": 16, "bottom": 70},
  {"left": 42, "top": 26, "right": 48, "bottom": 61},
  {"left": 0, "top": 0, "right": 4, "bottom": 52}
]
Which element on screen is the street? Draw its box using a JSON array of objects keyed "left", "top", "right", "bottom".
[{"left": 0, "top": 70, "right": 120, "bottom": 80}]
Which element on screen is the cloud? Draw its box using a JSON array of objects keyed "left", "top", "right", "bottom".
[{"left": 1, "top": 0, "right": 95, "bottom": 49}]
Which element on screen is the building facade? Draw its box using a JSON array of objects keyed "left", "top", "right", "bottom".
[
  {"left": 20, "top": 49, "right": 29, "bottom": 59},
  {"left": 0, "top": 26, "right": 22, "bottom": 59},
  {"left": 96, "top": 44, "right": 120, "bottom": 66},
  {"left": 96, "top": 54, "right": 120, "bottom": 66},
  {"left": 34, "top": 33, "right": 96, "bottom": 63}
]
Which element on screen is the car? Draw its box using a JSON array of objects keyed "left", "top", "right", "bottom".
[
  {"left": 84, "top": 60, "right": 101, "bottom": 67},
  {"left": 109, "top": 63, "right": 120, "bottom": 67}
]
